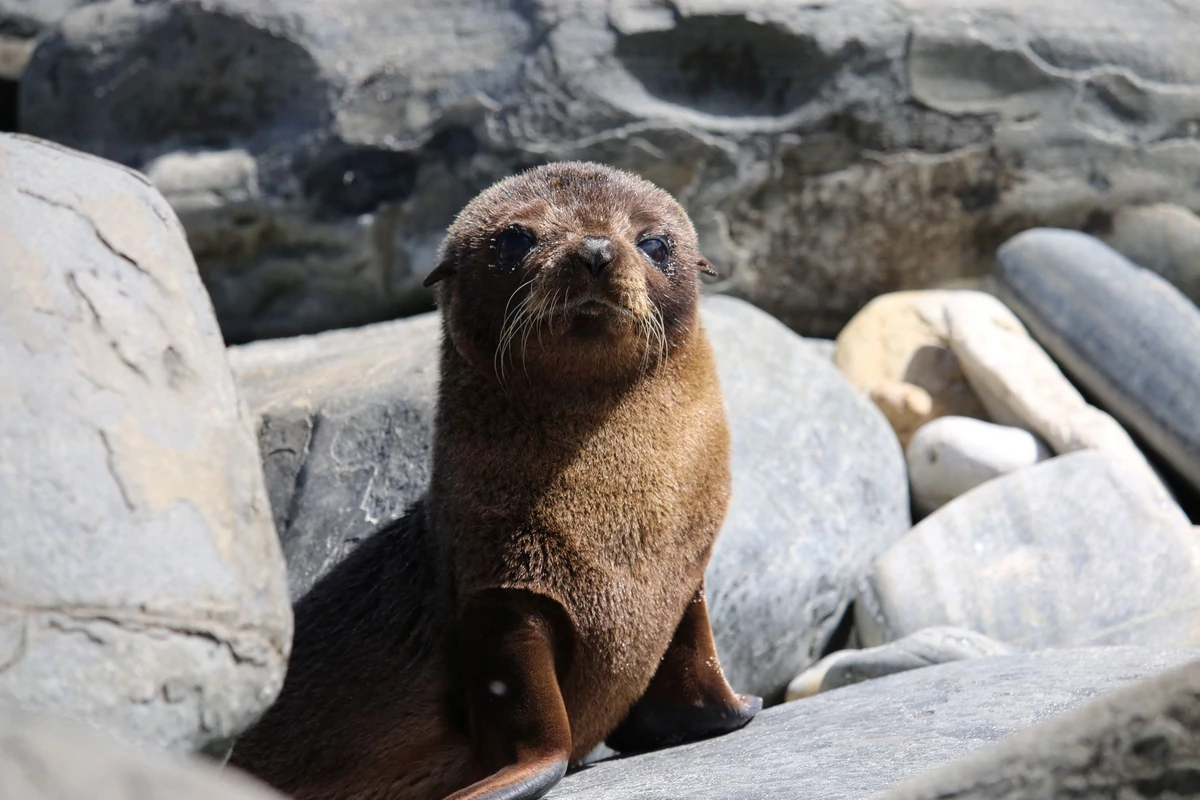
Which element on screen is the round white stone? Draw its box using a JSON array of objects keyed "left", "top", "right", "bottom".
[{"left": 907, "top": 416, "right": 1050, "bottom": 516}]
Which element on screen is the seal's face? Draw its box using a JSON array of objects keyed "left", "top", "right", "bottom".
[{"left": 426, "top": 162, "right": 714, "bottom": 385}]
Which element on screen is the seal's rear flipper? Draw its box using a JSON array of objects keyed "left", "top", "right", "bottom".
[{"left": 606, "top": 582, "right": 762, "bottom": 754}]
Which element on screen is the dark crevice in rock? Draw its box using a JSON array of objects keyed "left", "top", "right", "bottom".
[
  {"left": 96, "top": 430, "right": 135, "bottom": 511},
  {"left": 302, "top": 146, "right": 420, "bottom": 217},
  {"left": 0, "top": 76, "right": 15, "bottom": 132},
  {"left": 818, "top": 601, "right": 858, "bottom": 659}
]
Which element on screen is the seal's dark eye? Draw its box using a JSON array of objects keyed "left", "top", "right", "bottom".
[
  {"left": 638, "top": 238, "right": 669, "bottom": 265},
  {"left": 494, "top": 227, "right": 535, "bottom": 272}
]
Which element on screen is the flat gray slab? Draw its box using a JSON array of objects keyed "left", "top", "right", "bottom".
[
  {"left": 857, "top": 451, "right": 1200, "bottom": 651},
  {"left": 548, "top": 647, "right": 1197, "bottom": 800}
]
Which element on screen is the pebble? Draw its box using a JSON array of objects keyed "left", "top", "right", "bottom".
[{"left": 907, "top": 416, "right": 1051, "bottom": 516}]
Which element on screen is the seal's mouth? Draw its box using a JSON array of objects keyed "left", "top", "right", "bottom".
[{"left": 558, "top": 295, "right": 638, "bottom": 321}]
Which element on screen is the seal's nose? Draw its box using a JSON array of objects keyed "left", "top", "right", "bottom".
[{"left": 576, "top": 236, "right": 614, "bottom": 278}]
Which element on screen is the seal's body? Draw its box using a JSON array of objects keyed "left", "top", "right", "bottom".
[{"left": 230, "top": 163, "right": 759, "bottom": 800}]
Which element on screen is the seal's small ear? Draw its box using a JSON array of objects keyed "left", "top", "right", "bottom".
[
  {"left": 697, "top": 258, "right": 718, "bottom": 278},
  {"left": 423, "top": 257, "right": 456, "bottom": 288}
]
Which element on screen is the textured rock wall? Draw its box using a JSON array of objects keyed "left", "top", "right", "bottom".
[{"left": 18, "top": 0, "right": 1200, "bottom": 341}]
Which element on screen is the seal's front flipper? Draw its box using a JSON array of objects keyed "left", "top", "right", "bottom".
[
  {"left": 446, "top": 590, "right": 573, "bottom": 800},
  {"left": 606, "top": 583, "right": 761, "bottom": 754}
]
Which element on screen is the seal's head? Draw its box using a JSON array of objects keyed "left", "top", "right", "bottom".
[{"left": 425, "top": 162, "right": 715, "bottom": 386}]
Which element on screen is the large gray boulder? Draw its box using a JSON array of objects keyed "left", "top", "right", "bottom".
[
  {"left": 547, "top": 647, "right": 1198, "bottom": 800},
  {"left": 19, "top": 0, "right": 1200, "bottom": 341},
  {"left": 230, "top": 296, "right": 910, "bottom": 700},
  {"left": 0, "top": 704, "right": 288, "bottom": 800},
  {"left": 0, "top": 133, "right": 291, "bottom": 753},
  {"left": 878, "top": 656, "right": 1200, "bottom": 800}
]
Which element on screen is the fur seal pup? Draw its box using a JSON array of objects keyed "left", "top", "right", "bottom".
[{"left": 229, "top": 162, "right": 761, "bottom": 800}]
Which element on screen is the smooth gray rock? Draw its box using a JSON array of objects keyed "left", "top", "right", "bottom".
[
  {"left": 785, "top": 627, "right": 1017, "bottom": 700},
  {"left": 230, "top": 296, "right": 909, "bottom": 700},
  {"left": 857, "top": 451, "right": 1200, "bottom": 651},
  {"left": 0, "top": 133, "right": 291, "bottom": 753},
  {"left": 996, "top": 227, "right": 1200, "bottom": 496},
  {"left": 703, "top": 295, "right": 910, "bottom": 699},
  {"left": 546, "top": 647, "right": 1198, "bottom": 800},
  {"left": 879, "top": 656, "right": 1200, "bottom": 800},
  {"left": 19, "top": 0, "right": 1200, "bottom": 341},
  {"left": 0, "top": 704, "right": 288, "bottom": 800}
]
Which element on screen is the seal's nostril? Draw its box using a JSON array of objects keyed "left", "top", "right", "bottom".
[{"left": 577, "top": 236, "right": 614, "bottom": 277}]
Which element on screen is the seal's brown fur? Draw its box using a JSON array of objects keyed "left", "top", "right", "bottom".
[{"left": 230, "top": 162, "right": 757, "bottom": 800}]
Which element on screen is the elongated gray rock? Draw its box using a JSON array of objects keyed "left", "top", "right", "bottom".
[
  {"left": 878, "top": 656, "right": 1200, "bottom": 800},
  {"left": 0, "top": 704, "right": 288, "bottom": 800},
  {"left": 231, "top": 296, "right": 909, "bottom": 700},
  {"left": 785, "top": 627, "right": 1017, "bottom": 700},
  {"left": 857, "top": 451, "right": 1200, "bottom": 650},
  {"left": 996, "top": 228, "right": 1200, "bottom": 496},
  {"left": 547, "top": 647, "right": 1197, "bottom": 800},
  {"left": 0, "top": 133, "right": 291, "bottom": 753},
  {"left": 19, "top": 0, "right": 1200, "bottom": 341}
]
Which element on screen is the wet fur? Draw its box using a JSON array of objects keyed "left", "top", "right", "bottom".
[{"left": 231, "top": 163, "right": 735, "bottom": 798}]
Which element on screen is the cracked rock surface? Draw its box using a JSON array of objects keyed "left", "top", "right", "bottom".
[
  {"left": 878, "top": 655, "right": 1200, "bottom": 800},
  {"left": 230, "top": 296, "right": 910, "bottom": 701},
  {"left": 0, "top": 133, "right": 292, "bottom": 753},
  {"left": 548, "top": 647, "right": 1199, "bottom": 799},
  {"left": 18, "top": 0, "right": 1200, "bottom": 342}
]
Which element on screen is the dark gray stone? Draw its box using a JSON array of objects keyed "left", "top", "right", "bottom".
[
  {"left": 879, "top": 657, "right": 1200, "bottom": 800},
  {"left": 857, "top": 451, "right": 1200, "bottom": 651},
  {"left": 0, "top": 704, "right": 288, "bottom": 800},
  {"left": 0, "top": 133, "right": 291, "bottom": 753},
  {"left": 546, "top": 647, "right": 1198, "bottom": 800},
  {"left": 785, "top": 627, "right": 1017, "bottom": 700},
  {"left": 19, "top": 0, "right": 1200, "bottom": 341},
  {"left": 230, "top": 296, "right": 909, "bottom": 700},
  {"left": 996, "top": 227, "right": 1200, "bottom": 496},
  {"left": 228, "top": 312, "right": 441, "bottom": 600}
]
